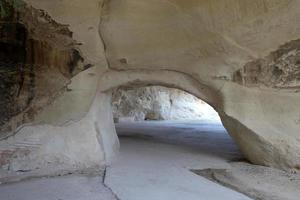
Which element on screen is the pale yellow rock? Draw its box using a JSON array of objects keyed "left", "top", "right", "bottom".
[{"left": 0, "top": 0, "right": 299, "bottom": 175}]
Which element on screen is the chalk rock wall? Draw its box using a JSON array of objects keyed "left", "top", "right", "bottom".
[
  {"left": 0, "top": 0, "right": 108, "bottom": 177},
  {"left": 0, "top": 0, "right": 90, "bottom": 138},
  {"left": 112, "top": 86, "right": 219, "bottom": 121},
  {"left": 0, "top": 0, "right": 299, "bottom": 178},
  {"left": 100, "top": 0, "right": 300, "bottom": 171}
]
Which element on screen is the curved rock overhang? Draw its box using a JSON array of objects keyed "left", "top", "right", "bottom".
[
  {"left": 0, "top": 0, "right": 299, "bottom": 179},
  {"left": 98, "top": 0, "right": 300, "bottom": 171}
]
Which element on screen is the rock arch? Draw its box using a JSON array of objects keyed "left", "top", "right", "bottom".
[{"left": 0, "top": 0, "right": 300, "bottom": 179}]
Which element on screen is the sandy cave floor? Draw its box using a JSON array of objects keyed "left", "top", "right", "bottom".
[
  {"left": 107, "top": 120, "right": 300, "bottom": 200},
  {"left": 0, "top": 120, "right": 299, "bottom": 200}
]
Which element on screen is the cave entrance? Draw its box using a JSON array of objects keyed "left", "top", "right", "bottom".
[
  {"left": 106, "top": 85, "right": 245, "bottom": 199},
  {"left": 111, "top": 85, "right": 243, "bottom": 162}
]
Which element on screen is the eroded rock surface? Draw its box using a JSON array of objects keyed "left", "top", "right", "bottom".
[
  {"left": 0, "top": 0, "right": 299, "bottom": 176},
  {"left": 0, "top": 0, "right": 89, "bottom": 137},
  {"left": 233, "top": 39, "right": 300, "bottom": 89}
]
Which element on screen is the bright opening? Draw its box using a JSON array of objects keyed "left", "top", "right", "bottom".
[{"left": 112, "top": 86, "right": 221, "bottom": 123}]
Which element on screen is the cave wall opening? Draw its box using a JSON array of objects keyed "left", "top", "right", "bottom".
[{"left": 112, "top": 86, "right": 220, "bottom": 122}]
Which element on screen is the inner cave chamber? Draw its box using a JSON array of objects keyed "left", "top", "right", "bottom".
[
  {"left": 0, "top": 0, "right": 299, "bottom": 189},
  {"left": 111, "top": 86, "right": 220, "bottom": 122},
  {"left": 111, "top": 85, "right": 243, "bottom": 164}
]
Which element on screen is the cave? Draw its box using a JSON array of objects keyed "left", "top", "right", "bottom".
[
  {"left": 0, "top": 0, "right": 300, "bottom": 200},
  {"left": 109, "top": 86, "right": 248, "bottom": 199}
]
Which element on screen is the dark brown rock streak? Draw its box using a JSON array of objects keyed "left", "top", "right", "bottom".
[
  {"left": 233, "top": 39, "right": 300, "bottom": 89},
  {"left": 0, "top": 0, "right": 90, "bottom": 136}
]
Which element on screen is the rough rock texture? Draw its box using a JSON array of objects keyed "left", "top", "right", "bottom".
[
  {"left": 112, "top": 86, "right": 220, "bottom": 121},
  {"left": 0, "top": 0, "right": 89, "bottom": 138},
  {"left": 0, "top": 0, "right": 299, "bottom": 176},
  {"left": 0, "top": 0, "right": 107, "bottom": 175},
  {"left": 233, "top": 39, "right": 300, "bottom": 88}
]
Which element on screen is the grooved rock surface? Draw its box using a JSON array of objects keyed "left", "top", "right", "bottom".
[{"left": 112, "top": 86, "right": 220, "bottom": 121}]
